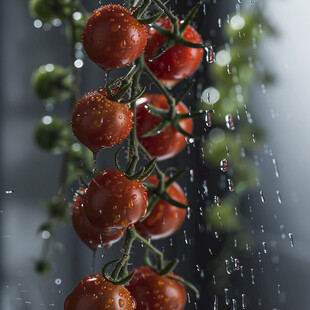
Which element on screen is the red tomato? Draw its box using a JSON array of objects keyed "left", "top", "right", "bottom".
[
  {"left": 84, "top": 170, "right": 148, "bottom": 235},
  {"left": 144, "top": 17, "right": 203, "bottom": 87},
  {"left": 65, "top": 274, "right": 136, "bottom": 310},
  {"left": 127, "top": 266, "right": 186, "bottom": 310},
  {"left": 71, "top": 89, "right": 134, "bottom": 154},
  {"left": 135, "top": 175, "right": 187, "bottom": 240},
  {"left": 82, "top": 5, "right": 148, "bottom": 71},
  {"left": 72, "top": 192, "right": 124, "bottom": 250},
  {"left": 136, "top": 94, "right": 193, "bottom": 160}
]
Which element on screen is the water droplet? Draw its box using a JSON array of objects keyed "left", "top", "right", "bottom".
[
  {"left": 251, "top": 268, "right": 255, "bottom": 284},
  {"left": 225, "top": 260, "right": 232, "bottom": 274},
  {"left": 272, "top": 158, "right": 280, "bottom": 178},
  {"left": 232, "top": 299, "right": 237, "bottom": 310},
  {"left": 218, "top": 18, "right": 222, "bottom": 28},
  {"left": 220, "top": 158, "right": 228, "bottom": 172},
  {"left": 55, "top": 278, "right": 62, "bottom": 285},
  {"left": 214, "top": 196, "right": 221, "bottom": 207},
  {"left": 205, "top": 46, "right": 215, "bottom": 63},
  {"left": 276, "top": 190, "right": 282, "bottom": 204},
  {"left": 242, "top": 294, "right": 246, "bottom": 309},
  {"left": 214, "top": 295, "right": 218, "bottom": 310},
  {"left": 288, "top": 233, "right": 294, "bottom": 247},
  {"left": 227, "top": 179, "right": 234, "bottom": 191},
  {"left": 225, "top": 114, "right": 235, "bottom": 130},
  {"left": 224, "top": 288, "right": 230, "bottom": 305},
  {"left": 205, "top": 110, "right": 212, "bottom": 127}
]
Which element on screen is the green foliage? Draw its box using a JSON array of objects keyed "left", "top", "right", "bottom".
[
  {"left": 32, "top": 64, "right": 73, "bottom": 102},
  {"left": 47, "top": 196, "right": 71, "bottom": 222},
  {"left": 29, "top": 0, "right": 71, "bottom": 23},
  {"left": 34, "top": 117, "right": 70, "bottom": 153}
]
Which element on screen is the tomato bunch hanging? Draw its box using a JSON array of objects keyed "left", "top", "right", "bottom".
[{"left": 30, "top": 0, "right": 209, "bottom": 308}]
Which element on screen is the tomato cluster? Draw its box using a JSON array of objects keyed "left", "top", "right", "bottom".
[{"left": 61, "top": 1, "right": 204, "bottom": 309}]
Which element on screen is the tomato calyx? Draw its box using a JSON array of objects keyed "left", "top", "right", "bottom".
[
  {"left": 142, "top": 169, "right": 188, "bottom": 219},
  {"left": 114, "top": 147, "right": 157, "bottom": 181},
  {"left": 147, "top": 2, "right": 207, "bottom": 61}
]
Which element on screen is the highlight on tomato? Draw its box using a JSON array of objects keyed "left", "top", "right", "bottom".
[
  {"left": 71, "top": 89, "right": 134, "bottom": 154},
  {"left": 64, "top": 274, "right": 136, "bottom": 310},
  {"left": 83, "top": 170, "right": 148, "bottom": 235},
  {"left": 135, "top": 175, "right": 187, "bottom": 240},
  {"left": 72, "top": 191, "right": 124, "bottom": 250},
  {"left": 144, "top": 17, "right": 203, "bottom": 87},
  {"left": 127, "top": 266, "right": 186, "bottom": 310},
  {"left": 82, "top": 5, "right": 148, "bottom": 71},
  {"left": 136, "top": 94, "right": 193, "bottom": 161}
]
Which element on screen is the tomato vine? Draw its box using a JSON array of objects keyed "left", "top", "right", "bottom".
[{"left": 30, "top": 0, "right": 210, "bottom": 308}]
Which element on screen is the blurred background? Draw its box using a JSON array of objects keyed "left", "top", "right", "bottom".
[{"left": 1, "top": 0, "right": 308, "bottom": 309}]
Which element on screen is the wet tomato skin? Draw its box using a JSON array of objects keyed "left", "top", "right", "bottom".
[
  {"left": 72, "top": 192, "right": 124, "bottom": 250},
  {"left": 136, "top": 94, "right": 193, "bottom": 160},
  {"left": 135, "top": 175, "right": 187, "bottom": 240},
  {"left": 71, "top": 89, "right": 134, "bottom": 154},
  {"left": 127, "top": 266, "right": 186, "bottom": 310},
  {"left": 82, "top": 5, "right": 148, "bottom": 71},
  {"left": 64, "top": 274, "right": 136, "bottom": 310},
  {"left": 84, "top": 170, "right": 148, "bottom": 234},
  {"left": 144, "top": 17, "right": 203, "bottom": 87}
]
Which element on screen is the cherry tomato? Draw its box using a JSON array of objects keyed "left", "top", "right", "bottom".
[
  {"left": 82, "top": 5, "right": 148, "bottom": 71},
  {"left": 65, "top": 274, "right": 136, "bottom": 310},
  {"left": 72, "top": 191, "right": 124, "bottom": 250},
  {"left": 71, "top": 89, "right": 134, "bottom": 154},
  {"left": 84, "top": 170, "right": 148, "bottom": 234},
  {"left": 135, "top": 175, "right": 187, "bottom": 240},
  {"left": 136, "top": 94, "right": 193, "bottom": 160},
  {"left": 144, "top": 17, "right": 203, "bottom": 87},
  {"left": 127, "top": 266, "right": 186, "bottom": 310}
]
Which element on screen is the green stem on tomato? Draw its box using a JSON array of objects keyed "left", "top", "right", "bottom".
[
  {"left": 134, "top": 229, "right": 165, "bottom": 270},
  {"left": 126, "top": 59, "right": 143, "bottom": 176},
  {"left": 110, "top": 226, "right": 166, "bottom": 280},
  {"left": 111, "top": 227, "right": 137, "bottom": 279},
  {"left": 151, "top": 0, "right": 180, "bottom": 37}
]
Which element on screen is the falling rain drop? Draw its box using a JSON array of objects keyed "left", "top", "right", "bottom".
[
  {"left": 220, "top": 158, "right": 228, "bottom": 172},
  {"left": 225, "top": 114, "right": 235, "bottom": 130},
  {"left": 242, "top": 294, "right": 246, "bottom": 309},
  {"left": 288, "top": 233, "right": 294, "bottom": 247},
  {"left": 227, "top": 179, "right": 234, "bottom": 191},
  {"left": 232, "top": 299, "right": 237, "bottom": 310},
  {"left": 276, "top": 190, "right": 282, "bottom": 204},
  {"left": 224, "top": 288, "right": 230, "bottom": 305},
  {"left": 262, "top": 242, "right": 267, "bottom": 254},
  {"left": 205, "top": 46, "right": 215, "bottom": 63},
  {"left": 214, "top": 196, "right": 221, "bottom": 207},
  {"left": 5, "top": 190, "right": 14, "bottom": 194},
  {"left": 190, "top": 169, "right": 194, "bottom": 182},
  {"left": 251, "top": 268, "right": 255, "bottom": 284},
  {"left": 227, "top": 64, "right": 232, "bottom": 74},
  {"left": 225, "top": 260, "right": 232, "bottom": 274},
  {"left": 205, "top": 110, "right": 212, "bottom": 127},
  {"left": 259, "top": 190, "right": 265, "bottom": 203},
  {"left": 272, "top": 158, "right": 280, "bottom": 178},
  {"left": 214, "top": 296, "right": 218, "bottom": 310}
]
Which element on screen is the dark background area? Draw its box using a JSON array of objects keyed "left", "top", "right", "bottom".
[{"left": 1, "top": 0, "right": 309, "bottom": 309}]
